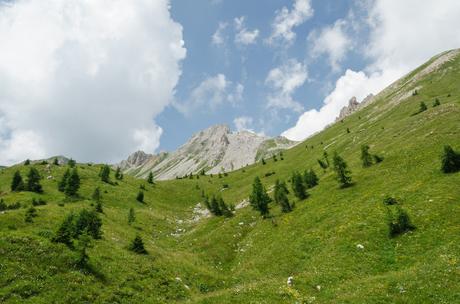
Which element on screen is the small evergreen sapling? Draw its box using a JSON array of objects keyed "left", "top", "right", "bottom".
[
  {"left": 441, "top": 145, "right": 460, "bottom": 173},
  {"left": 249, "top": 176, "right": 271, "bottom": 218},
  {"left": 92, "top": 187, "right": 101, "bottom": 202},
  {"left": 386, "top": 206, "right": 415, "bottom": 237},
  {"left": 58, "top": 169, "right": 70, "bottom": 192},
  {"left": 433, "top": 98, "right": 440, "bottom": 107},
  {"left": 24, "top": 159, "right": 31, "bottom": 165},
  {"left": 147, "top": 172, "right": 155, "bottom": 184},
  {"left": 26, "top": 167, "right": 43, "bottom": 193},
  {"left": 24, "top": 206, "right": 38, "bottom": 223},
  {"left": 291, "top": 171, "right": 308, "bottom": 200},
  {"left": 114, "top": 167, "right": 123, "bottom": 180},
  {"left": 11, "top": 170, "right": 25, "bottom": 192},
  {"left": 53, "top": 158, "right": 59, "bottom": 166},
  {"left": 64, "top": 168, "right": 80, "bottom": 197},
  {"left": 68, "top": 159, "right": 76, "bottom": 168},
  {"left": 361, "top": 145, "right": 373, "bottom": 168},
  {"left": 53, "top": 214, "right": 76, "bottom": 246},
  {"left": 274, "top": 180, "right": 291, "bottom": 213},
  {"left": 128, "top": 208, "right": 135, "bottom": 225},
  {"left": 136, "top": 191, "right": 144, "bottom": 203},
  {"left": 303, "top": 169, "right": 318, "bottom": 189},
  {"left": 75, "top": 232, "right": 92, "bottom": 270},
  {"left": 332, "top": 152, "right": 353, "bottom": 188},
  {"left": 99, "top": 165, "right": 111, "bottom": 183},
  {"left": 129, "top": 235, "right": 147, "bottom": 254}
]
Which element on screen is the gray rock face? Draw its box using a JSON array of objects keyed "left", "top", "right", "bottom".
[
  {"left": 118, "top": 124, "right": 298, "bottom": 180},
  {"left": 336, "top": 96, "right": 360, "bottom": 122}
]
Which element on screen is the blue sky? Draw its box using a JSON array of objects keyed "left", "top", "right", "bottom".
[
  {"left": 160, "top": 0, "right": 363, "bottom": 150},
  {"left": 0, "top": 0, "right": 459, "bottom": 165}
]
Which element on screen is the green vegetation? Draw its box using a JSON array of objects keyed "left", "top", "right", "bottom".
[
  {"left": 332, "top": 152, "right": 353, "bottom": 188},
  {"left": 0, "top": 51, "right": 459, "bottom": 303},
  {"left": 441, "top": 144, "right": 460, "bottom": 173}
]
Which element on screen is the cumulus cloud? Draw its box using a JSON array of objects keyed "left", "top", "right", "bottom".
[
  {"left": 212, "top": 22, "right": 228, "bottom": 46},
  {"left": 284, "top": 0, "right": 460, "bottom": 141},
  {"left": 267, "top": 0, "right": 313, "bottom": 46},
  {"left": 265, "top": 59, "right": 308, "bottom": 112},
  {"left": 234, "top": 16, "right": 259, "bottom": 46},
  {"left": 0, "top": 0, "right": 186, "bottom": 165},
  {"left": 176, "top": 74, "right": 243, "bottom": 114},
  {"left": 308, "top": 19, "right": 351, "bottom": 71}
]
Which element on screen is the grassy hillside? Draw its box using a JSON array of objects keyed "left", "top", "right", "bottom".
[{"left": 1, "top": 50, "right": 459, "bottom": 303}]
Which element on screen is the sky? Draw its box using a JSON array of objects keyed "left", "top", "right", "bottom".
[{"left": 0, "top": 0, "right": 460, "bottom": 165}]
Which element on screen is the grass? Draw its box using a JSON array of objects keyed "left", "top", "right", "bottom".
[{"left": 0, "top": 51, "right": 459, "bottom": 303}]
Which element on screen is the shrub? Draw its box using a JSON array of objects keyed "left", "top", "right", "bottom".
[
  {"left": 24, "top": 207, "right": 38, "bottom": 223},
  {"left": 68, "top": 159, "right": 76, "bottom": 168},
  {"left": 433, "top": 98, "right": 440, "bottom": 107},
  {"left": 129, "top": 235, "right": 147, "bottom": 254},
  {"left": 147, "top": 172, "right": 154, "bottom": 184},
  {"left": 441, "top": 145, "right": 460, "bottom": 173},
  {"left": 32, "top": 198, "right": 47, "bottom": 206},
  {"left": 264, "top": 171, "right": 275, "bottom": 177},
  {"left": 383, "top": 196, "right": 398, "bottom": 205},
  {"left": 387, "top": 206, "right": 415, "bottom": 237},
  {"left": 373, "top": 154, "right": 384, "bottom": 163},
  {"left": 0, "top": 199, "right": 6, "bottom": 211},
  {"left": 92, "top": 187, "right": 101, "bottom": 202},
  {"left": 261, "top": 158, "right": 266, "bottom": 165},
  {"left": 24, "top": 159, "right": 31, "bottom": 165},
  {"left": 136, "top": 191, "right": 144, "bottom": 203},
  {"left": 114, "top": 167, "right": 123, "bottom": 180}
]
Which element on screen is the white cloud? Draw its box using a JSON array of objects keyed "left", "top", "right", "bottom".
[
  {"left": 233, "top": 116, "right": 253, "bottom": 132},
  {"left": 177, "top": 74, "right": 243, "bottom": 114},
  {"left": 267, "top": 0, "right": 313, "bottom": 46},
  {"left": 308, "top": 19, "right": 351, "bottom": 71},
  {"left": 265, "top": 59, "right": 308, "bottom": 112},
  {"left": 234, "top": 16, "right": 259, "bottom": 46},
  {"left": 212, "top": 22, "right": 228, "bottom": 46},
  {"left": 0, "top": 0, "right": 186, "bottom": 165},
  {"left": 284, "top": 0, "right": 460, "bottom": 141}
]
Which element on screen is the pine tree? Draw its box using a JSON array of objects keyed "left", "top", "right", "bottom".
[
  {"left": 261, "top": 158, "right": 266, "bottom": 165},
  {"left": 75, "top": 232, "right": 92, "bottom": 269},
  {"left": 147, "top": 172, "right": 154, "bottom": 184},
  {"left": 249, "top": 177, "right": 271, "bottom": 217},
  {"left": 387, "top": 206, "right": 415, "bottom": 237},
  {"left": 218, "top": 196, "right": 232, "bottom": 217},
  {"left": 433, "top": 98, "right": 440, "bottom": 107},
  {"left": 291, "top": 171, "right": 308, "bottom": 200},
  {"left": 58, "top": 169, "right": 70, "bottom": 192},
  {"left": 361, "top": 145, "right": 373, "bottom": 167},
  {"left": 26, "top": 167, "right": 43, "bottom": 193},
  {"left": 53, "top": 158, "right": 59, "bottom": 166},
  {"left": 99, "top": 165, "right": 111, "bottom": 183},
  {"left": 274, "top": 180, "right": 291, "bottom": 213},
  {"left": 24, "top": 159, "right": 31, "bottom": 165},
  {"left": 24, "top": 206, "right": 37, "bottom": 223},
  {"left": 209, "top": 195, "right": 222, "bottom": 216},
  {"left": 11, "top": 170, "right": 25, "bottom": 192},
  {"left": 441, "top": 145, "right": 460, "bottom": 173},
  {"left": 114, "top": 167, "right": 123, "bottom": 180},
  {"left": 75, "top": 209, "right": 102, "bottom": 239},
  {"left": 303, "top": 169, "right": 319, "bottom": 189},
  {"left": 128, "top": 208, "right": 135, "bottom": 225},
  {"left": 317, "top": 159, "right": 328, "bottom": 170},
  {"left": 95, "top": 200, "right": 103, "bottom": 213},
  {"left": 64, "top": 168, "right": 80, "bottom": 197},
  {"left": 323, "top": 151, "right": 330, "bottom": 167},
  {"left": 332, "top": 152, "right": 353, "bottom": 188},
  {"left": 53, "top": 214, "right": 76, "bottom": 246},
  {"left": 68, "top": 159, "right": 76, "bottom": 168},
  {"left": 419, "top": 101, "right": 427, "bottom": 113},
  {"left": 136, "top": 191, "right": 144, "bottom": 203},
  {"left": 129, "top": 235, "right": 147, "bottom": 254},
  {"left": 346, "top": 127, "right": 350, "bottom": 134},
  {"left": 92, "top": 187, "right": 101, "bottom": 202}
]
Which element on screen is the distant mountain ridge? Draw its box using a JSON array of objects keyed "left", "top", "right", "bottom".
[{"left": 118, "top": 125, "right": 298, "bottom": 180}]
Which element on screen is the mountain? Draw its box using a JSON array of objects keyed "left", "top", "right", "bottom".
[
  {"left": 0, "top": 49, "right": 459, "bottom": 303},
  {"left": 118, "top": 124, "right": 298, "bottom": 180}
]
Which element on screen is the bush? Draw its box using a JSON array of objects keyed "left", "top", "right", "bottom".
[
  {"left": 387, "top": 206, "right": 415, "bottom": 237},
  {"left": 129, "top": 235, "right": 147, "bottom": 254},
  {"left": 264, "top": 171, "right": 275, "bottom": 177},
  {"left": 433, "top": 98, "right": 440, "bottom": 107},
  {"left": 441, "top": 145, "right": 460, "bottom": 173},
  {"left": 383, "top": 196, "right": 398, "bottom": 205},
  {"left": 24, "top": 207, "right": 38, "bottom": 223},
  {"left": 32, "top": 198, "right": 47, "bottom": 206},
  {"left": 136, "top": 191, "right": 144, "bottom": 203},
  {"left": 0, "top": 199, "right": 6, "bottom": 211}
]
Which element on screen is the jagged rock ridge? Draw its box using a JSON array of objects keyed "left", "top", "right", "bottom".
[{"left": 118, "top": 124, "right": 298, "bottom": 180}]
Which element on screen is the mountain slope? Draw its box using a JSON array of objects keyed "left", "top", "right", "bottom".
[
  {"left": 119, "top": 125, "right": 298, "bottom": 180},
  {"left": 0, "top": 49, "right": 459, "bottom": 303}
]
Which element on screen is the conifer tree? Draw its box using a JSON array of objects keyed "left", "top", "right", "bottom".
[
  {"left": 99, "top": 165, "right": 111, "bottom": 183},
  {"left": 53, "top": 214, "right": 76, "bottom": 246},
  {"left": 387, "top": 206, "right": 415, "bottom": 237},
  {"left": 317, "top": 159, "right": 328, "bottom": 170},
  {"left": 291, "top": 171, "right": 307, "bottom": 200},
  {"left": 26, "top": 167, "right": 43, "bottom": 193},
  {"left": 24, "top": 159, "right": 30, "bottom": 165},
  {"left": 129, "top": 235, "right": 147, "bottom": 254},
  {"left": 53, "top": 158, "right": 59, "bottom": 166},
  {"left": 361, "top": 145, "right": 373, "bottom": 167},
  {"left": 58, "top": 169, "right": 70, "bottom": 192},
  {"left": 95, "top": 200, "right": 103, "bottom": 213},
  {"left": 136, "top": 191, "right": 144, "bottom": 203},
  {"left": 209, "top": 195, "right": 222, "bottom": 216},
  {"left": 24, "top": 206, "right": 37, "bottom": 223},
  {"left": 261, "top": 158, "right": 266, "bottom": 165},
  {"left": 92, "top": 187, "right": 101, "bottom": 202},
  {"left": 75, "top": 209, "right": 102, "bottom": 239},
  {"left": 323, "top": 151, "right": 330, "bottom": 167},
  {"left": 303, "top": 169, "right": 319, "bottom": 189},
  {"left": 11, "top": 170, "right": 25, "bottom": 192},
  {"left": 147, "top": 172, "right": 154, "bottom": 184},
  {"left": 441, "top": 145, "right": 460, "bottom": 173},
  {"left": 218, "top": 196, "right": 232, "bottom": 217},
  {"left": 128, "top": 208, "right": 135, "bottom": 225},
  {"left": 114, "top": 167, "right": 123, "bottom": 180},
  {"left": 249, "top": 177, "right": 271, "bottom": 217},
  {"left": 68, "top": 159, "right": 76, "bottom": 168},
  {"left": 433, "top": 98, "right": 440, "bottom": 107},
  {"left": 418, "top": 101, "right": 427, "bottom": 113},
  {"left": 274, "top": 180, "right": 291, "bottom": 213},
  {"left": 75, "top": 232, "right": 92, "bottom": 269},
  {"left": 64, "top": 168, "right": 80, "bottom": 197},
  {"left": 333, "top": 152, "right": 353, "bottom": 188}
]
